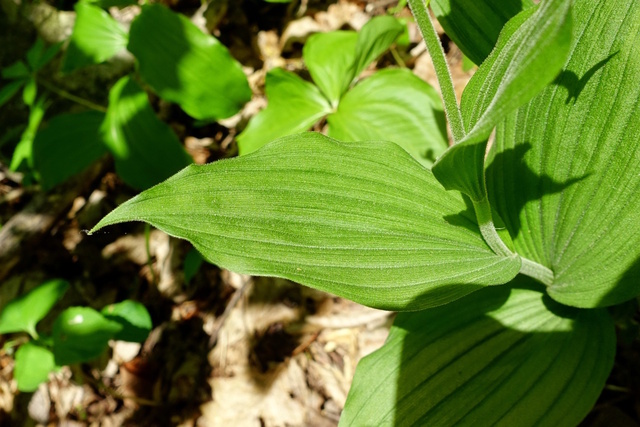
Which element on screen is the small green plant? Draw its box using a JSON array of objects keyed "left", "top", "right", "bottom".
[
  {"left": 238, "top": 15, "right": 448, "bottom": 166},
  {"left": 90, "top": 0, "right": 639, "bottom": 424},
  {"left": 0, "top": 279, "right": 152, "bottom": 392}
]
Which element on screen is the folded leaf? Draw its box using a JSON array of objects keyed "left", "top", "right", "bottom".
[
  {"left": 431, "top": 0, "right": 534, "bottom": 65},
  {"left": 0, "top": 279, "right": 69, "bottom": 338},
  {"left": 303, "top": 31, "right": 358, "bottom": 105},
  {"left": 350, "top": 16, "right": 404, "bottom": 82},
  {"left": 432, "top": 0, "right": 571, "bottom": 201},
  {"left": 128, "top": 4, "right": 251, "bottom": 120},
  {"left": 487, "top": 0, "right": 640, "bottom": 307},
  {"left": 327, "top": 68, "right": 448, "bottom": 167},
  {"left": 91, "top": 133, "right": 520, "bottom": 311},
  {"left": 101, "top": 76, "right": 192, "bottom": 190},
  {"left": 14, "top": 342, "right": 57, "bottom": 392},
  {"left": 237, "top": 68, "right": 332, "bottom": 155},
  {"left": 33, "top": 111, "right": 108, "bottom": 190},
  {"left": 61, "top": 2, "right": 128, "bottom": 73},
  {"left": 341, "top": 280, "right": 615, "bottom": 426}
]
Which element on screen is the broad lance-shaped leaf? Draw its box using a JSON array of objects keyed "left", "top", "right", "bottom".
[
  {"left": 431, "top": 0, "right": 534, "bottom": 66},
  {"left": 128, "top": 4, "right": 251, "bottom": 121},
  {"left": 61, "top": 2, "right": 128, "bottom": 73},
  {"left": 101, "top": 76, "right": 192, "bottom": 190},
  {"left": 304, "top": 31, "right": 358, "bottom": 105},
  {"left": 341, "top": 280, "right": 615, "bottom": 426},
  {"left": 237, "top": 68, "right": 332, "bottom": 155},
  {"left": 33, "top": 111, "right": 108, "bottom": 190},
  {"left": 91, "top": 133, "right": 521, "bottom": 311},
  {"left": 432, "top": 0, "right": 572, "bottom": 201},
  {"left": 487, "top": 0, "right": 640, "bottom": 307},
  {"left": 350, "top": 16, "right": 403, "bottom": 83},
  {"left": 327, "top": 68, "right": 448, "bottom": 167}
]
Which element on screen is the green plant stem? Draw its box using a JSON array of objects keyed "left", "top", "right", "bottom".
[
  {"left": 39, "top": 79, "right": 108, "bottom": 113},
  {"left": 407, "top": 0, "right": 465, "bottom": 143},
  {"left": 472, "top": 197, "right": 513, "bottom": 258},
  {"left": 519, "top": 257, "right": 554, "bottom": 287}
]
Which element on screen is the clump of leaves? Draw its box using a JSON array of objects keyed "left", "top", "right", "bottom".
[
  {"left": 91, "top": 0, "right": 639, "bottom": 424},
  {"left": 238, "top": 15, "right": 448, "bottom": 166},
  {"left": 0, "top": 279, "right": 152, "bottom": 392}
]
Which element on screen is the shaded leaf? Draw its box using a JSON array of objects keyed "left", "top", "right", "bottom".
[
  {"left": 350, "top": 16, "right": 404, "bottom": 82},
  {"left": 14, "top": 342, "right": 57, "bottom": 392},
  {"left": 128, "top": 4, "right": 251, "bottom": 120},
  {"left": 432, "top": 0, "right": 571, "bottom": 201},
  {"left": 101, "top": 76, "right": 192, "bottom": 190},
  {"left": 327, "top": 68, "right": 448, "bottom": 167},
  {"left": 237, "top": 68, "right": 331, "bottom": 155},
  {"left": 0, "top": 79, "right": 26, "bottom": 108},
  {"left": 61, "top": 2, "right": 128, "bottom": 73},
  {"left": 487, "top": 0, "right": 640, "bottom": 307},
  {"left": 52, "top": 307, "right": 122, "bottom": 365},
  {"left": 1, "top": 61, "right": 30, "bottom": 79},
  {"left": 22, "top": 77, "right": 37, "bottom": 106},
  {"left": 10, "top": 96, "right": 47, "bottom": 172},
  {"left": 342, "top": 280, "right": 615, "bottom": 426},
  {"left": 184, "top": 247, "right": 204, "bottom": 284},
  {"left": 101, "top": 300, "right": 152, "bottom": 343},
  {"left": 33, "top": 111, "right": 108, "bottom": 190},
  {"left": 303, "top": 31, "right": 358, "bottom": 105},
  {"left": 431, "top": 0, "right": 534, "bottom": 65},
  {"left": 91, "top": 133, "right": 520, "bottom": 311},
  {"left": 0, "top": 279, "right": 69, "bottom": 338}
]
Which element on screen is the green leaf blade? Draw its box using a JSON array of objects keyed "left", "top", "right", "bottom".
[
  {"left": 237, "top": 68, "right": 332, "bottom": 155},
  {"left": 488, "top": 0, "right": 640, "bottom": 307},
  {"left": 303, "top": 31, "right": 358, "bottom": 104},
  {"left": 327, "top": 68, "right": 448, "bottom": 167},
  {"left": 61, "top": 3, "right": 128, "bottom": 73},
  {"left": 351, "top": 16, "right": 404, "bottom": 81},
  {"left": 91, "top": 133, "right": 520, "bottom": 311},
  {"left": 15, "top": 342, "right": 57, "bottom": 392},
  {"left": 431, "top": 0, "right": 534, "bottom": 65},
  {"left": 432, "top": 0, "right": 572, "bottom": 201},
  {"left": 33, "top": 111, "right": 108, "bottom": 190},
  {"left": 53, "top": 307, "right": 122, "bottom": 365},
  {"left": 0, "top": 279, "right": 69, "bottom": 338},
  {"left": 101, "top": 300, "right": 152, "bottom": 343},
  {"left": 127, "top": 4, "right": 251, "bottom": 120},
  {"left": 102, "top": 76, "right": 192, "bottom": 190},
  {"left": 341, "top": 280, "right": 615, "bottom": 426}
]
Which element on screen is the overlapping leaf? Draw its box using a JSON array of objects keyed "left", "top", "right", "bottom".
[
  {"left": 101, "top": 76, "right": 192, "bottom": 190},
  {"left": 487, "top": 0, "right": 640, "bottom": 307},
  {"left": 430, "top": 0, "right": 534, "bottom": 65},
  {"left": 14, "top": 342, "right": 57, "bottom": 392},
  {"left": 101, "top": 300, "right": 152, "bottom": 343},
  {"left": 350, "top": 16, "right": 404, "bottom": 83},
  {"left": 237, "top": 68, "right": 331, "bottom": 155},
  {"left": 341, "top": 280, "right": 615, "bottom": 426},
  {"left": 432, "top": 0, "right": 572, "bottom": 201},
  {"left": 33, "top": 111, "right": 108, "bottom": 190},
  {"left": 327, "top": 68, "right": 448, "bottom": 167},
  {"left": 127, "top": 4, "right": 251, "bottom": 120},
  {"left": 62, "top": 2, "right": 128, "bottom": 73},
  {"left": 91, "top": 133, "right": 520, "bottom": 311}
]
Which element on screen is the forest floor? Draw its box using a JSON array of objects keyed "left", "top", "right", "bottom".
[{"left": 0, "top": 0, "right": 639, "bottom": 426}]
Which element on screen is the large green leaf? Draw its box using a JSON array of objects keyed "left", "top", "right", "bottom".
[
  {"left": 341, "top": 280, "right": 615, "bottom": 426},
  {"left": 33, "top": 111, "right": 108, "bottom": 190},
  {"left": 52, "top": 307, "right": 122, "bottom": 365},
  {"left": 327, "top": 68, "right": 448, "bottom": 167},
  {"left": 487, "top": 0, "right": 640, "bottom": 308},
  {"left": 237, "top": 68, "right": 331, "bottom": 155},
  {"left": 127, "top": 4, "right": 251, "bottom": 120},
  {"left": 303, "top": 31, "right": 358, "bottom": 105},
  {"left": 431, "top": 0, "right": 534, "bottom": 65},
  {"left": 101, "top": 76, "right": 192, "bottom": 190},
  {"left": 432, "top": 0, "right": 572, "bottom": 201},
  {"left": 61, "top": 2, "right": 128, "bottom": 73},
  {"left": 14, "top": 342, "right": 57, "bottom": 392},
  {"left": 350, "top": 16, "right": 404, "bottom": 83},
  {"left": 0, "top": 279, "right": 69, "bottom": 338},
  {"left": 91, "top": 133, "right": 520, "bottom": 311}
]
